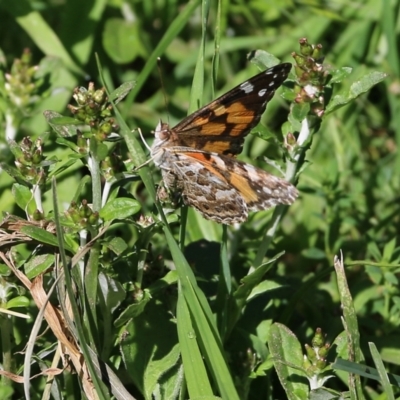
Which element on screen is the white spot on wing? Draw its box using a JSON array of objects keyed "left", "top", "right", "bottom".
[
  {"left": 263, "top": 186, "right": 272, "bottom": 195},
  {"left": 240, "top": 81, "right": 254, "bottom": 94},
  {"left": 258, "top": 88, "right": 267, "bottom": 97},
  {"left": 242, "top": 164, "right": 261, "bottom": 180},
  {"left": 212, "top": 156, "right": 226, "bottom": 169}
]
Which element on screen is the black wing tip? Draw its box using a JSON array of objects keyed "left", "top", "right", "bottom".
[{"left": 265, "top": 62, "right": 292, "bottom": 76}]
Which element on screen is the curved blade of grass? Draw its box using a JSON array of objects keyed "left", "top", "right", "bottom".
[
  {"left": 188, "top": 0, "right": 209, "bottom": 114},
  {"left": 381, "top": 0, "right": 400, "bottom": 171},
  {"left": 60, "top": 0, "right": 107, "bottom": 65},
  {"left": 123, "top": 0, "right": 201, "bottom": 109},
  {"left": 179, "top": 0, "right": 210, "bottom": 247},
  {"left": 210, "top": 0, "right": 223, "bottom": 95},
  {"left": 216, "top": 226, "right": 231, "bottom": 340},
  {"left": 332, "top": 358, "right": 400, "bottom": 387},
  {"left": 164, "top": 227, "right": 239, "bottom": 399},
  {"left": 3, "top": 0, "right": 82, "bottom": 75},
  {"left": 333, "top": 252, "right": 363, "bottom": 399},
  {"left": 369, "top": 342, "right": 395, "bottom": 399},
  {"left": 176, "top": 291, "right": 213, "bottom": 397}
]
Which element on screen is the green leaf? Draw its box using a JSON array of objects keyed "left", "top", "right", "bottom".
[
  {"left": 301, "top": 247, "right": 326, "bottom": 260},
  {"left": 234, "top": 252, "right": 284, "bottom": 302},
  {"left": 247, "top": 279, "right": 285, "bottom": 301},
  {"left": 99, "top": 197, "right": 141, "bottom": 221},
  {"left": 44, "top": 110, "right": 81, "bottom": 137},
  {"left": 55, "top": 137, "right": 79, "bottom": 152},
  {"left": 1, "top": 164, "right": 29, "bottom": 186},
  {"left": 288, "top": 112, "right": 302, "bottom": 132},
  {"left": 328, "top": 67, "right": 353, "bottom": 84},
  {"left": 98, "top": 272, "right": 126, "bottom": 314},
  {"left": 144, "top": 344, "right": 182, "bottom": 400},
  {"left": 12, "top": 184, "right": 36, "bottom": 215},
  {"left": 248, "top": 49, "right": 282, "bottom": 70},
  {"left": 291, "top": 102, "right": 311, "bottom": 124},
  {"left": 25, "top": 254, "right": 55, "bottom": 279},
  {"left": 50, "top": 116, "right": 83, "bottom": 126},
  {"left": 124, "top": 0, "right": 201, "bottom": 104},
  {"left": 64, "top": 234, "right": 79, "bottom": 254},
  {"left": 369, "top": 342, "right": 395, "bottom": 400},
  {"left": 114, "top": 290, "right": 151, "bottom": 327},
  {"left": 102, "top": 18, "right": 146, "bottom": 64},
  {"left": 109, "top": 81, "right": 136, "bottom": 105},
  {"left": 148, "top": 271, "right": 179, "bottom": 296},
  {"left": 325, "top": 69, "right": 387, "bottom": 115},
  {"left": 48, "top": 156, "right": 82, "bottom": 178},
  {"left": 106, "top": 237, "right": 128, "bottom": 256},
  {"left": 89, "top": 139, "right": 109, "bottom": 162},
  {"left": 382, "top": 237, "right": 397, "bottom": 262},
  {"left": 6, "top": 296, "right": 30, "bottom": 309},
  {"left": 119, "top": 297, "right": 178, "bottom": 394},
  {"left": 251, "top": 123, "right": 276, "bottom": 141},
  {"left": 268, "top": 323, "right": 309, "bottom": 400},
  {"left": 20, "top": 225, "right": 72, "bottom": 252}
]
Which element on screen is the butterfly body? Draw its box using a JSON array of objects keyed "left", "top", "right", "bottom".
[{"left": 151, "top": 63, "right": 298, "bottom": 224}]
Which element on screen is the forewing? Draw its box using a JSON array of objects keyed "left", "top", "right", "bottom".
[{"left": 171, "top": 63, "right": 291, "bottom": 156}]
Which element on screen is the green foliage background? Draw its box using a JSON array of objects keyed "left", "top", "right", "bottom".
[{"left": 0, "top": 0, "right": 399, "bottom": 399}]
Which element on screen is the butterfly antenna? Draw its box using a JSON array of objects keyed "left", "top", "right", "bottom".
[
  {"left": 157, "top": 57, "right": 170, "bottom": 126},
  {"left": 137, "top": 127, "right": 152, "bottom": 153},
  {"left": 133, "top": 156, "right": 155, "bottom": 172}
]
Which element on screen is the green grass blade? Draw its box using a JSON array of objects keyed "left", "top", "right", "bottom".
[
  {"left": 123, "top": 0, "right": 201, "bottom": 110},
  {"left": 60, "top": 0, "right": 107, "bottom": 65},
  {"left": 188, "top": 0, "right": 210, "bottom": 113},
  {"left": 369, "top": 342, "right": 395, "bottom": 398},
  {"left": 163, "top": 226, "right": 239, "bottom": 399},
  {"left": 52, "top": 177, "right": 109, "bottom": 399},
  {"left": 333, "top": 253, "right": 363, "bottom": 399},
  {"left": 177, "top": 291, "right": 213, "bottom": 397},
  {"left": 333, "top": 358, "right": 400, "bottom": 387},
  {"left": 3, "top": 0, "right": 82, "bottom": 75}
]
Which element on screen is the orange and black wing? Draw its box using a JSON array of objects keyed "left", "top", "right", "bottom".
[
  {"left": 166, "top": 149, "right": 298, "bottom": 224},
  {"left": 171, "top": 63, "right": 291, "bottom": 156}
]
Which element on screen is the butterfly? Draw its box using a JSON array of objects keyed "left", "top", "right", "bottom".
[{"left": 151, "top": 62, "right": 298, "bottom": 224}]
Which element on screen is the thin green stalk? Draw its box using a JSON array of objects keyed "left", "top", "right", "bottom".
[
  {"left": 123, "top": 0, "right": 201, "bottom": 109},
  {"left": 216, "top": 225, "right": 231, "bottom": 340},
  {"left": 88, "top": 154, "right": 102, "bottom": 213},
  {"left": 81, "top": 138, "right": 103, "bottom": 349},
  {"left": 52, "top": 177, "right": 109, "bottom": 399},
  {"left": 83, "top": 244, "right": 101, "bottom": 348},
  {"left": 0, "top": 314, "right": 12, "bottom": 387},
  {"left": 253, "top": 117, "right": 311, "bottom": 268}
]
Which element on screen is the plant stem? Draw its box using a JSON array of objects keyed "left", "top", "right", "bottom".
[
  {"left": 253, "top": 118, "right": 311, "bottom": 269},
  {"left": 0, "top": 314, "right": 12, "bottom": 387}
]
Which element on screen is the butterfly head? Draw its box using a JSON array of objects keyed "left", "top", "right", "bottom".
[
  {"left": 154, "top": 120, "right": 171, "bottom": 140},
  {"left": 151, "top": 120, "right": 172, "bottom": 162}
]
